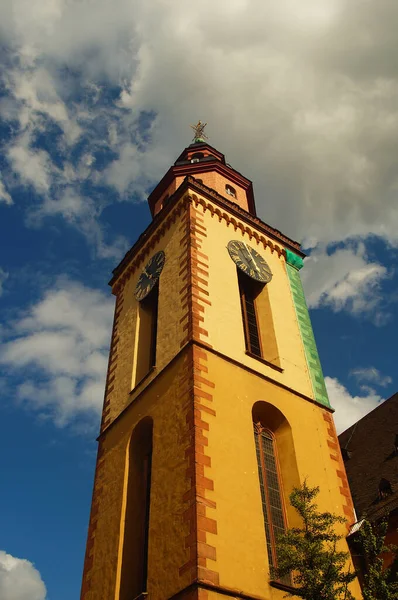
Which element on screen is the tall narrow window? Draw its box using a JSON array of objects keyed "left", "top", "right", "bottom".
[
  {"left": 254, "top": 422, "right": 287, "bottom": 575},
  {"left": 238, "top": 271, "right": 262, "bottom": 357},
  {"left": 120, "top": 418, "right": 153, "bottom": 600},
  {"left": 238, "top": 271, "right": 280, "bottom": 367},
  {"left": 135, "top": 283, "right": 159, "bottom": 385}
]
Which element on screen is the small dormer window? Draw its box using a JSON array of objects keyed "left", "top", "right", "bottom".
[
  {"left": 225, "top": 184, "right": 236, "bottom": 198},
  {"left": 341, "top": 448, "right": 352, "bottom": 461},
  {"left": 378, "top": 477, "right": 393, "bottom": 500},
  {"left": 191, "top": 152, "right": 204, "bottom": 163}
]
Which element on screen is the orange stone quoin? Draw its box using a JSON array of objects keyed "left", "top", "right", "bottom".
[
  {"left": 178, "top": 204, "right": 219, "bottom": 585},
  {"left": 323, "top": 411, "right": 356, "bottom": 530}
]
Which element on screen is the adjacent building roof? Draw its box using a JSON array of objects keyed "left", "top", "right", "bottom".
[{"left": 338, "top": 392, "right": 398, "bottom": 520}]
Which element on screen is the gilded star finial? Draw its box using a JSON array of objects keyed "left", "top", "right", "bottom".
[{"left": 190, "top": 120, "right": 208, "bottom": 143}]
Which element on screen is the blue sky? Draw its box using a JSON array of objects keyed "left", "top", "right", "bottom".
[{"left": 0, "top": 1, "right": 397, "bottom": 598}]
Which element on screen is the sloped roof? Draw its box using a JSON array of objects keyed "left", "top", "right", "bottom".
[{"left": 338, "top": 392, "right": 398, "bottom": 519}]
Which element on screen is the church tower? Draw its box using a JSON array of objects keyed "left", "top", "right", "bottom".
[{"left": 81, "top": 124, "right": 361, "bottom": 600}]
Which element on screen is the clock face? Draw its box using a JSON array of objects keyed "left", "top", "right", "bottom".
[
  {"left": 134, "top": 251, "right": 166, "bottom": 301},
  {"left": 227, "top": 240, "right": 272, "bottom": 283}
]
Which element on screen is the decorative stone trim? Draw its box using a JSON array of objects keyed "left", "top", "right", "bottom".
[
  {"left": 185, "top": 176, "right": 301, "bottom": 253},
  {"left": 179, "top": 345, "right": 219, "bottom": 586},
  {"left": 285, "top": 255, "right": 330, "bottom": 409},
  {"left": 81, "top": 291, "right": 125, "bottom": 598},
  {"left": 111, "top": 175, "right": 300, "bottom": 293},
  {"left": 191, "top": 193, "right": 285, "bottom": 258},
  {"left": 176, "top": 202, "right": 218, "bottom": 584},
  {"left": 323, "top": 411, "right": 355, "bottom": 531},
  {"left": 80, "top": 438, "right": 106, "bottom": 599},
  {"left": 179, "top": 202, "right": 212, "bottom": 349},
  {"left": 100, "top": 291, "right": 124, "bottom": 432},
  {"left": 113, "top": 200, "right": 188, "bottom": 294}
]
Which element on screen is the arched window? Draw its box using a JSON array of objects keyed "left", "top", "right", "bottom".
[
  {"left": 191, "top": 152, "right": 204, "bottom": 163},
  {"left": 119, "top": 418, "right": 153, "bottom": 600},
  {"left": 225, "top": 184, "right": 237, "bottom": 198},
  {"left": 253, "top": 421, "right": 287, "bottom": 574},
  {"left": 252, "top": 402, "right": 299, "bottom": 583}
]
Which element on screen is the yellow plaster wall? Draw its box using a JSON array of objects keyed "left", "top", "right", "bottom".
[
  {"left": 203, "top": 352, "right": 362, "bottom": 599},
  {"left": 108, "top": 210, "right": 187, "bottom": 424},
  {"left": 190, "top": 193, "right": 313, "bottom": 401},
  {"left": 86, "top": 354, "right": 193, "bottom": 600}
]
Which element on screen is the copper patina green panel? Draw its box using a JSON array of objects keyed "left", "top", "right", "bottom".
[{"left": 285, "top": 249, "right": 330, "bottom": 409}]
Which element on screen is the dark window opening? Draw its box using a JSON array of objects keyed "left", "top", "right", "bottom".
[
  {"left": 120, "top": 418, "right": 153, "bottom": 600},
  {"left": 237, "top": 269, "right": 280, "bottom": 367},
  {"left": 254, "top": 422, "right": 289, "bottom": 583},
  {"left": 135, "top": 283, "right": 159, "bottom": 384},
  {"left": 238, "top": 270, "right": 262, "bottom": 358},
  {"left": 226, "top": 184, "right": 237, "bottom": 198},
  {"left": 191, "top": 152, "right": 204, "bottom": 163},
  {"left": 341, "top": 448, "right": 352, "bottom": 461},
  {"left": 378, "top": 477, "right": 393, "bottom": 500},
  {"left": 196, "top": 178, "right": 203, "bottom": 184}
]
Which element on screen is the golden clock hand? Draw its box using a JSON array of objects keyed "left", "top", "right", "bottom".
[
  {"left": 143, "top": 268, "right": 153, "bottom": 279},
  {"left": 243, "top": 243, "right": 253, "bottom": 265},
  {"left": 244, "top": 243, "right": 260, "bottom": 273}
]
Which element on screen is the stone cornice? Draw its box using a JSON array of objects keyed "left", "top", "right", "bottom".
[
  {"left": 147, "top": 161, "right": 257, "bottom": 215},
  {"left": 110, "top": 193, "right": 187, "bottom": 292},
  {"left": 110, "top": 176, "right": 304, "bottom": 292},
  {"left": 185, "top": 176, "right": 303, "bottom": 255}
]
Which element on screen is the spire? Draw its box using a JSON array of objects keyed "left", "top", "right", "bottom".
[{"left": 190, "top": 120, "right": 208, "bottom": 143}]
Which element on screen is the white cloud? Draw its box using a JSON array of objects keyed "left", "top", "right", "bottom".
[
  {"left": 0, "top": 178, "right": 12, "bottom": 204},
  {"left": 8, "top": 139, "right": 53, "bottom": 194},
  {"left": 0, "top": 279, "right": 114, "bottom": 427},
  {"left": 301, "top": 243, "right": 388, "bottom": 319},
  {"left": 31, "top": 189, "right": 129, "bottom": 260},
  {"left": 0, "top": 269, "right": 8, "bottom": 296},
  {"left": 0, "top": 551, "right": 46, "bottom": 600},
  {"left": 326, "top": 376, "right": 384, "bottom": 434},
  {"left": 0, "top": 0, "right": 398, "bottom": 256},
  {"left": 350, "top": 366, "right": 392, "bottom": 388},
  {"left": 1, "top": 56, "right": 124, "bottom": 257}
]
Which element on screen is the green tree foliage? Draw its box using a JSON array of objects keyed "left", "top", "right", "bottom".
[
  {"left": 358, "top": 518, "right": 398, "bottom": 600},
  {"left": 273, "top": 481, "right": 356, "bottom": 599}
]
